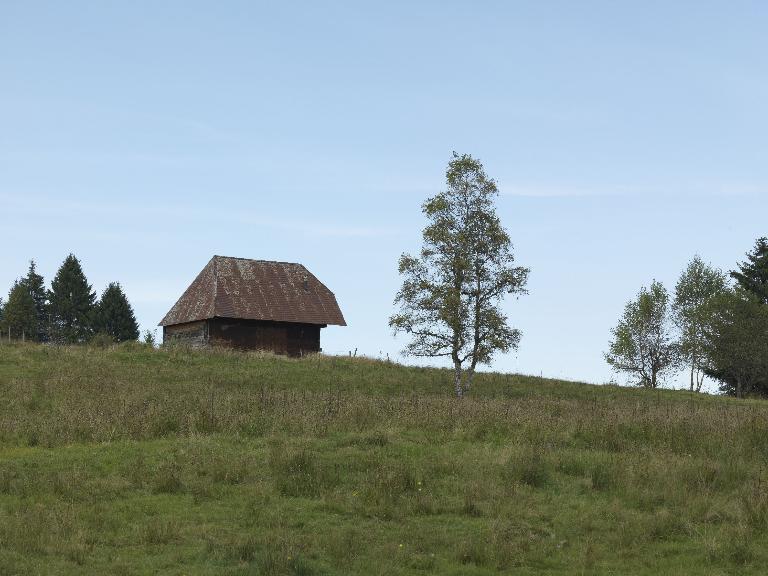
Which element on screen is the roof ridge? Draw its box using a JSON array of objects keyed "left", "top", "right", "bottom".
[{"left": 212, "top": 255, "right": 305, "bottom": 267}]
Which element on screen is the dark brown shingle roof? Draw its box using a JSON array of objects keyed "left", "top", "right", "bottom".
[{"left": 159, "top": 256, "right": 346, "bottom": 327}]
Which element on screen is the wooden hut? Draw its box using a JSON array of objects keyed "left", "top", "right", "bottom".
[{"left": 159, "top": 256, "right": 345, "bottom": 356}]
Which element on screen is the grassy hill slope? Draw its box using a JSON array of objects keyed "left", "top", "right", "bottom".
[{"left": 1, "top": 343, "right": 767, "bottom": 575}]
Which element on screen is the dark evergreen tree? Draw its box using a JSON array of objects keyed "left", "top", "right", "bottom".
[
  {"left": 731, "top": 237, "right": 768, "bottom": 304},
  {"left": 702, "top": 289, "right": 768, "bottom": 397},
  {"left": 48, "top": 254, "right": 96, "bottom": 343},
  {"left": 94, "top": 282, "right": 140, "bottom": 342},
  {"left": 19, "top": 260, "right": 49, "bottom": 341},
  {"left": 703, "top": 238, "right": 768, "bottom": 397},
  {"left": 2, "top": 281, "right": 38, "bottom": 341}
]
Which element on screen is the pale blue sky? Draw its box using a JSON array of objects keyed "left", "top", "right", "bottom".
[{"left": 1, "top": 1, "right": 766, "bottom": 387}]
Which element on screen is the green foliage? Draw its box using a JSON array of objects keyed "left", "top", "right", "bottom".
[
  {"left": 1, "top": 281, "right": 38, "bottom": 341},
  {"left": 701, "top": 238, "right": 768, "bottom": 398},
  {"left": 702, "top": 289, "right": 768, "bottom": 398},
  {"left": 18, "top": 260, "right": 48, "bottom": 342},
  {"left": 606, "top": 280, "right": 679, "bottom": 388},
  {"left": 89, "top": 332, "right": 116, "bottom": 349},
  {"left": 672, "top": 256, "right": 728, "bottom": 392},
  {"left": 93, "top": 282, "right": 139, "bottom": 342},
  {"left": 48, "top": 254, "right": 96, "bottom": 344},
  {"left": 3, "top": 345, "right": 768, "bottom": 573},
  {"left": 143, "top": 329, "right": 157, "bottom": 347},
  {"left": 390, "top": 152, "right": 529, "bottom": 397},
  {"left": 731, "top": 237, "right": 768, "bottom": 304}
]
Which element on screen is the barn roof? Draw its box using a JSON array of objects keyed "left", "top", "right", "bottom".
[{"left": 159, "top": 256, "right": 346, "bottom": 327}]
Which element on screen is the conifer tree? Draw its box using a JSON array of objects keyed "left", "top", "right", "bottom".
[
  {"left": 94, "top": 282, "right": 140, "bottom": 342},
  {"left": 2, "top": 281, "right": 38, "bottom": 341},
  {"left": 49, "top": 254, "right": 96, "bottom": 343},
  {"left": 19, "top": 260, "right": 48, "bottom": 341},
  {"left": 731, "top": 237, "right": 768, "bottom": 304},
  {"left": 702, "top": 289, "right": 768, "bottom": 398}
]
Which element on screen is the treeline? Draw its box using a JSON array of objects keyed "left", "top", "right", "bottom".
[
  {"left": 0, "top": 254, "right": 140, "bottom": 344},
  {"left": 606, "top": 237, "right": 768, "bottom": 398}
]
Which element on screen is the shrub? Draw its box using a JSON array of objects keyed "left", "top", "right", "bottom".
[{"left": 89, "top": 332, "right": 115, "bottom": 349}]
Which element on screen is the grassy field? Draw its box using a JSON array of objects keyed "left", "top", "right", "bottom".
[{"left": 1, "top": 343, "right": 768, "bottom": 575}]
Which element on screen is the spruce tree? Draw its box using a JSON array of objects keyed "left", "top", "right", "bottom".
[
  {"left": 19, "top": 260, "right": 48, "bottom": 341},
  {"left": 2, "top": 282, "right": 38, "bottom": 341},
  {"left": 49, "top": 254, "right": 96, "bottom": 343},
  {"left": 731, "top": 237, "right": 768, "bottom": 304},
  {"left": 94, "top": 282, "right": 140, "bottom": 342},
  {"left": 702, "top": 289, "right": 768, "bottom": 398}
]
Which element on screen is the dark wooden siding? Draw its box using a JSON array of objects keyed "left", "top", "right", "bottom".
[
  {"left": 163, "top": 320, "right": 208, "bottom": 347},
  {"left": 208, "top": 318, "right": 321, "bottom": 357}
]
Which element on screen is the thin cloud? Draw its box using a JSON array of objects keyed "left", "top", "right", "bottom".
[
  {"left": 234, "top": 213, "right": 399, "bottom": 238},
  {"left": 500, "top": 183, "right": 766, "bottom": 198},
  {"left": 0, "top": 193, "right": 400, "bottom": 238}
]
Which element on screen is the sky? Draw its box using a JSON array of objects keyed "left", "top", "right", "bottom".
[{"left": 1, "top": 1, "right": 766, "bottom": 389}]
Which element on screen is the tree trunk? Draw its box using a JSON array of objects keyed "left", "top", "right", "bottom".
[
  {"left": 690, "top": 362, "right": 695, "bottom": 392},
  {"left": 453, "top": 362, "right": 463, "bottom": 398},
  {"left": 736, "top": 376, "right": 743, "bottom": 399},
  {"left": 464, "top": 367, "right": 476, "bottom": 393}
]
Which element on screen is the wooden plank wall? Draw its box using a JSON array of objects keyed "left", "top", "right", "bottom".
[{"left": 208, "top": 319, "right": 321, "bottom": 357}]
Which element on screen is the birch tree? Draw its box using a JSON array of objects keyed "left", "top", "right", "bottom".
[
  {"left": 672, "top": 256, "right": 727, "bottom": 392},
  {"left": 389, "top": 152, "right": 529, "bottom": 398},
  {"left": 605, "top": 281, "right": 679, "bottom": 388}
]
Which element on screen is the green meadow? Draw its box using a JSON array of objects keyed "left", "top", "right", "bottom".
[{"left": 1, "top": 343, "right": 767, "bottom": 575}]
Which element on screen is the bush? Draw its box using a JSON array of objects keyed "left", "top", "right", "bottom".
[{"left": 89, "top": 332, "right": 115, "bottom": 348}]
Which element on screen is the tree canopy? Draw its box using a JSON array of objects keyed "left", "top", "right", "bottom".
[
  {"left": 731, "top": 237, "right": 768, "bottom": 304},
  {"left": 605, "top": 281, "right": 679, "bottom": 389},
  {"left": 702, "top": 289, "right": 768, "bottom": 398},
  {"left": 19, "top": 260, "right": 48, "bottom": 342},
  {"left": 48, "top": 254, "right": 96, "bottom": 344},
  {"left": 672, "top": 256, "right": 727, "bottom": 392},
  {"left": 1, "top": 281, "right": 38, "bottom": 341},
  {"left": 94, "top": 282, "right": 140, "bottom": 342},
  {"left": 390, "top": 152, "right": 529, "bottom": 397}
]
